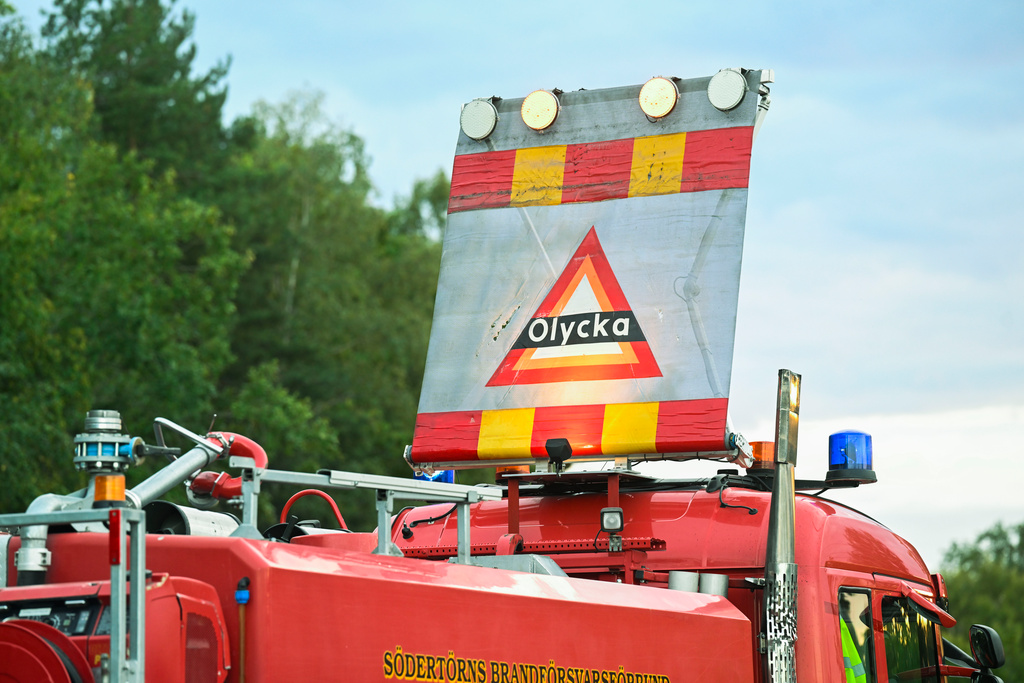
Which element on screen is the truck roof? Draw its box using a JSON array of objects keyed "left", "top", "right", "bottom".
[{"left": 393, "top": 480, "right": 932, "bottom": 585}]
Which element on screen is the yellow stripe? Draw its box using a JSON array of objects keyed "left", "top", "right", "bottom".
[
  {"left": 628, "top": 133, "right": 687, "bottom": 198},
  {"left": 511, "top": 145, "right": 567, "bottom": 207},
  {"left": 602, "top": 402, "right": 659, "bottom": 455},
  {"left": 478, "top": 408, "right": 535, "bottom": 458}
]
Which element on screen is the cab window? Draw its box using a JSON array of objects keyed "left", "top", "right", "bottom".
[
  {"left": 839, "top": 588, "right": 875, "bottom": 683},
  {"left": 880, "top": 595, "right": 939, "bottom": 683}
]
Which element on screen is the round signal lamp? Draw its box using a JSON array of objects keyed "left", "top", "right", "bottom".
[
  {"left": 748, "top": 441, "right": 775, "bottom": 470},
  {"left": 460, "top": 99, "right": 498, "bottom": 140},
  {"left": 638, "top": 77, "right": 679, "bottom": 119},
  {"left": 414, "top": 469, "right": 455, "bottom": 484},
  {"left": 496, "top": 465, "right": 530, "bottom": 478},
  {"left": 826, "top": 430, "right": 877, "bottom": 484},
  {"left": 521, "top": 90, "right": 560, "bottom": 131},
  {"left": 93, "top": 473, "right": 127, "bottom": 507},
  {"left": 707, "top": 69, "right": 748, "bottom": 111}
]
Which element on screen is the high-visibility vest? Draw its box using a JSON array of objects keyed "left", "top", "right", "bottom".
[{"left": 841, "top": 617, "right": 868, "bottom": 683}]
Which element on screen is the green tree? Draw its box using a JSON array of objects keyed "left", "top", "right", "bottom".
[
  {"left": 2, "top": 1, "right": 450, "bottom": 529},
  {"left": 941, "top": 521, "right": 1023, "bottom": 681},
  {"left": 388, "top": 169, "right": 450, "bottom": 240},
  {"left": 1, "top": 5, "right": 247, "bottom": 508},
  {"left": 207, "top": 91, "right": 444, "bottom": 527},
  {"left": 215, "top": 117, "right": 449, "bottom": 528},
  {"left": 0, "top": 10, "right": 92, "bottom": 508},
  {"left": 224, "top": 360, "right": 348, "bottom": 525},
  {"left": 49, "top": 143, "right": 246, "bottom": 435},
  {"left": 41, "top": 0, "right": 231, "bottom": 199}
]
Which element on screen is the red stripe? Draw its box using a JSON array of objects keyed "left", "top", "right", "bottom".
[
  {"left": 560, "top": 138, "right": 634, "bottom": 204},
  {"left": 448, "top": 127, "right": 753, "bottom": 214},
  {"left": 680, "top": 127, "right": 753, "bottom": 192},
  {"left": 533, "top": 227, "right": 626, "bottom": 316},
  {"left": 530, "top": 404, "right": 605, "bottom": 457},
  {"left": 488, "top": 355, "right": 658, "bottom": 386},
  {"left": 409, "top": 398, "right": 729, "bottom": 464},
  {"left": 655, "top": 398, "right": 729, "bottom": 452},
  {"left": 448, "top": 150, "right": 516, "bottom": 212},
  {"left": 108, "top": 509, "right": 122, "bottom": 565},
  {"left": 411, "top": 410, "right": 482, "bottom": 461}
]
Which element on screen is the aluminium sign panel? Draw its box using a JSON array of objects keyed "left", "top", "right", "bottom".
[{"left": 410, "top": 72, "right": 764, "bottom": 467}]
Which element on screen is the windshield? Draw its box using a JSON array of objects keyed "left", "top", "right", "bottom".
[{"left": 881, "top": 596, "right": 940, "bottom": 682}]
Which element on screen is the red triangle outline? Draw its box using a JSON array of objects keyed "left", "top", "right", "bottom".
[{"left": 487, "top": 227, "right": 662, "bottom": 386}]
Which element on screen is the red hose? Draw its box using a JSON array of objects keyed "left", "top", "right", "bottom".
[
  {"left": 189, "top": 432, "right": 269, "bottom": 500},
  {"left": 205, "top": 432, "right": 268, "bottom": 468},
  {"left": 280, "top": 489, "right": 348, "bottom": 530}
]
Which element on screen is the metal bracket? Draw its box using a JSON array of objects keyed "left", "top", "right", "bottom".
[
  {"left": 229, "top": 456, "right": 263, "bottom": 539},
  {"left": 0, "top": 534, "right": 9, "bottom": 588},
  {"left": 375, "top": 490, "right": 403, "bottom": 557},
  {"left": 608, "top": 533, "right": 623, "bottom": 553},
  {"left": 13, "top": 545, "right": 51, "bottom": 572}
]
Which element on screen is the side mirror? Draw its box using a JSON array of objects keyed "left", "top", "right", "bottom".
[
  {"left": 969, "top": 624, "right": 1005, "bottom": 670},
  {"left": 967, "top": 624, "right": 1006, "bottom": 682}
]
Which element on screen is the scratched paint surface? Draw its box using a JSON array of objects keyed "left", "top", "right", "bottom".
[{"left": 411, "top": 73, "right": 764, "bottom": 464}]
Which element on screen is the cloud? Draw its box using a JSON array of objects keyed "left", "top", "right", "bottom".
[{"left": 641, "top": 403, "right": 1024, "bottom": 569}]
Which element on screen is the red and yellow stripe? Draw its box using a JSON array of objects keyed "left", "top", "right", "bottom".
[
  {"left": 410, "top": 398, "right": 728, "bottom": 464},
  {"left": 448, "top": 127, "right": 753, "bottom": 214}
]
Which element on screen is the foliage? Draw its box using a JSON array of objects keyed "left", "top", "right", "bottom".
[
  {"left": 1, "top": 6, "right": 243, "bottom": 505},
  {"left": 41, "top": 0, "right": 231, "bottom": 199},
  {"left": 224, "top": 360, "right": 346, "bottom": 525},
  {"left": 206, "top": 91, "right": 444, "bottom": 527},
  {"left": 217, "top": 92, "right": 442, "bottom": 480},
  {"left": 2, "top": 1, "right": 448, "bottom": 532},
  {"left": 388, "top": 169, "right": 450, "bottom": 240},
  {"left": 1, "top": 12, "right": 97, "bottom": 507},
  {"left": 941, "top": 521, "right": 1023, "bottom": 681},
  {"left": 51, "top": 144, "right": 246, "bottom": 434}
]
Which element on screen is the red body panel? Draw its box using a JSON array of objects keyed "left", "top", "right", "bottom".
[
  {"left": 394, "top": 489, "right": 933, "bottom": 683},
  {"left": 8, "top": 531, "right": 752, "bottom": 681},
  {"left": 1, "top": 489, "right": 933, "bottom": 682}
]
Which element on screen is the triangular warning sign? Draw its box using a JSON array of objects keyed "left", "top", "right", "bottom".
[{"left": 487, "top": 227, "right": 662, "bottom": 386}]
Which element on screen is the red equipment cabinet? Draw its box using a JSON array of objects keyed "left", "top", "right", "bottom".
[
  {"left": 7, "top": 528, "right": 753, "bottom": 681},
  {"left": 0, "top": 567, "right": 229, "bottom": 682}
]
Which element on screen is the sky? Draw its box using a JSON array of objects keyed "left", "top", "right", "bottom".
[{"left": 13, "top": 0, "right": 1024, "bottom": 569}]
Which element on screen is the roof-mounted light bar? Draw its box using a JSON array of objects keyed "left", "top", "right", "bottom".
[
  {"left": 638, "top": 76, "right": 679, "bottom": 119},
  {"left": 826, "top": 430, "right": 877, "bottom": 484},
  {"left": 460, "top": 98, "right": 499, "bottom": 140},
  {"left": 521, "top": 89, "right": 560, "bottom": 131}
]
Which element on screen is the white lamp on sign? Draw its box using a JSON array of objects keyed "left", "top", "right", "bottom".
[
  {"left": 521, "top": 90, "right": 560, "bottom": 131},
  {"left": 638, "top": 76, "right": 679, "bottom": 119},
  {"left": 460, "top": 99, "right": 498, "bottom": 140},
  {"left": 707, "top": 69, "right": 748, "bottom": 111}
]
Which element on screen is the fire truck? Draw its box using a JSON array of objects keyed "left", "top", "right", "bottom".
[{"left": 0, "top": 70, "right": 1008, "bottom": 682}]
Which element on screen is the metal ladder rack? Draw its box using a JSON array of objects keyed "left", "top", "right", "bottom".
[{"left": 226, "top": 456, "right": 503, "bottom": 562}]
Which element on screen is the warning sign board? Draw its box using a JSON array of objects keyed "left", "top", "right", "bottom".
[
  {"left": 410, "top": 74, "right": 763, "bottom": 467},
  {"left": 487, "top": 227, "right": 661, "bottom": 386}
]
